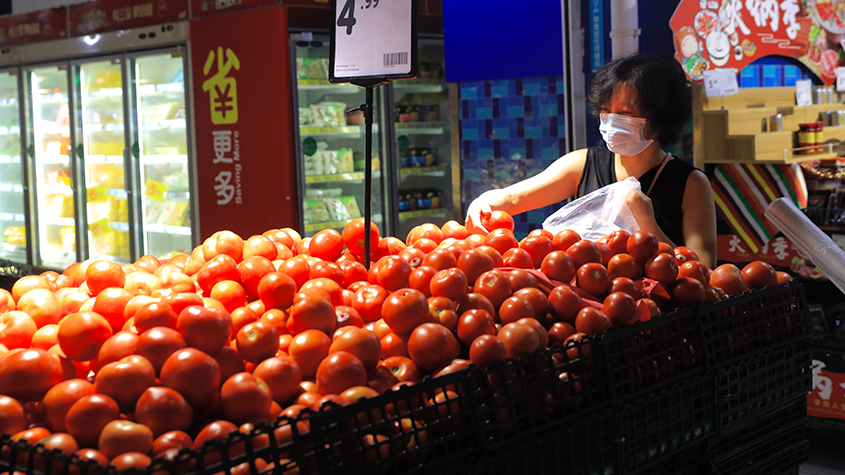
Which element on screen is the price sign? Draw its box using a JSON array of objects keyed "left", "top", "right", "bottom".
[
  {"left": 796, "top": 79, "right": 813, "bottom": 106},
  {"left": 144, "top": 179, "right": 166, "bottom": 202},
  {"left": 87, "top": 185, "right": 108, "bottom": 203},
  {"left": 703, "top": 69, "right": 739, "bottom": 98},
  {"left": 58, "top": 176, "right": 71, "bottom": 187},
  {"left": 836, "top": 68, "right": 845, "bottom": 92},
  {"left": 329, "top": 0, "right": 417, "bottom": 82},
  {"left": 89, "top": 218, "right": 110, "bottom": 238}
]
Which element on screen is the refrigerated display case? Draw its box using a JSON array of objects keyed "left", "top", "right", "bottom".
[
  {"left": 291, "top": 36, "right": 389, "bottom": 237},
  {"left": 290, "top": 34, "right": 454, "bottom": 239},
  {"left": 0, "top": 71, "right": 26, "bottom": 264},
  {"left": 26, "top": 65, "right": 77, "bottom": 269}
]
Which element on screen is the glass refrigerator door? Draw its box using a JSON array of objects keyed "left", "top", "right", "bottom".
[
  {"left": 292, "top": 35, "right": 388, "bottom": 238},
  {"left": 76, "top": 59, "right": 131, "bottom": 263},
  {"left": 0, "top": 71, "right": 26, "bottom": 264},
  {"left": 130, "top": 52, "right": 192, "bottom": 258},
  {"left": 391, "top": 39, "right": 453, "bottom": 240},
  {"left": 27, "top": 66, "right": 76, "bottom": 269}
]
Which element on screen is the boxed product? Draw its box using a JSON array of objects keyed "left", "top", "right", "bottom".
[
  {"left": 311, "top": 102, "right": 347, "bottom": 128},
  {"left": 296, "top": 58, "right": 329, "bottom": 79},
  {"left": 303, "top": 199, "right": 332, "bottom": 224},
  {"left": 337, "top": 149, "right": 354, "bottom": 173}
]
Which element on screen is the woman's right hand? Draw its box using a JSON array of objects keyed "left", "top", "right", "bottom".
[{"left": 465, "top": 189, "right": 506, "bottom": 234}]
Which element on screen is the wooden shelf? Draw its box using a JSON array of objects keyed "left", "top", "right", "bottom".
[{"left": 693, "top": 84, "right": 845, "bottom": 167}]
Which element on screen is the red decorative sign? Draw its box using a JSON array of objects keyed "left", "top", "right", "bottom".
[
  {"left": 670, "top": 0, "right": 844, "bottom": 84},
  {"left": 191, "top": 0, "right": 278, "bottom": 19},
  {"left": 717, "top": 233, "right": 827, "bottom": 278},
  {"left": 0, "top": 7, "right": 67, "bottom": 46},
  {"left": 809, "top": 351, "right": 845, "bottom": 421},
  {"left": 69, "top": 0, "right": 189, "bottom": 36},
  {"left": 190, "top": 6, "right": 299, "bottom": 241}
]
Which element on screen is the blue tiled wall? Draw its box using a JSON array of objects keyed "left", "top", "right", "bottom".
[
  {"left": 459, "top": 77, "right": 570, "bottom": 238},
  {"left": 738, "top": 63, "right": 812, "bottom": 88}
]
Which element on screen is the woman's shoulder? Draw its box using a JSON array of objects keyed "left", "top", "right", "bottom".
[{"left": 666, "top": 156, "right": 699, "bottom": 177}]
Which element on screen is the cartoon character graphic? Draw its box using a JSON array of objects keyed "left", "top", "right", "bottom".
[{"left": 677, "top": 26, "right": 708, "bottom": 80}]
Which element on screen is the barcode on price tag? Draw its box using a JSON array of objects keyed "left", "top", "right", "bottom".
[{"left": 383, "top": 52, "right": 409, "bottom": 66}]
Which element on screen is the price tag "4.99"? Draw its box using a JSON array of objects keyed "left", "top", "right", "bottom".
[{"left": 330, "top": 0, "right": 417, "bottom": 82}]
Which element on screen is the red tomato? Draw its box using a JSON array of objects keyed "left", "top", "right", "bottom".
[
  {"left": 502, "top": 248, "right": 534, "bottom": 269},
  {"left": 457, "top": 293, "right": 497, "bottom": 318},
  {"left": 398, "top": 247, "right": 426, "bottom": 269},
  {"left": 548, "top": 285, "right": 585, "bottom": 323},
  {"left": 160, "top": 348, "right": 221, "bottom": 408},
  {"left": 0, "top": 348, "right": 65, "bottom": 402},
  {"left": 776, "top": 271, "right": 793, "bottom": 284},
  {"left": 253, "top": 355, "right": 302, "bottom": 405},
  {"left": 481, "top": 210, "right": 515, "bottom": 232},
  {"left": 176, "top": 305, "right": 232, "bottom": 355},
  {"left": 133, "top": 327, "right": 186, "bottom": 374},
  {"left": 381, "top": 289, "right": 436, "bottom": 336},
  {"left": 576, "top": 263, "right": 611, "bottom": 297},
  {"left": 709, "top": 264, "right": 747, "bottom": 296},
  {"left": 513, "top": 287, "right": 548, "bottom": 318},
  {"left": 658, "top": 242, "right": 673, "bottom": 255},
  {"left": 465, "top": 234, "right": 486, "bottom": 249},
  {"left": 195, "top": 254, "right": 240, "bottom": 294},
  {"left": 152, "top": 431, "right": 193, "bottom": 456},
  {"left": 441, "top": 220, "right": 470, "bottom": 240},
  {"left": 343, "top": 218, "right": 381, "bottom": 256},
  {"left": 286, "top": 292, "right": 336, "bottom": 336},
  {"left": 0, "top": 395, "right": 26, "bottom": 435},
  {"left": 407, "top": 323, "right": 460, "bottom": 372},
  {"left": 411, "top": 238, "right": 438, "bottom": 253},
  {"left": 483, "top": 229, "right": 519, "bottom": 256},
  {"left": 498, "top": 296, "right": 535, "bottom": 325},
  {"left": 309, "top": 229, "right": 344, "bottom": 261},
  {"left": 380, "top": 332, "right": 409, "bottom": 358},
  {"left": 288, "top": 330, "right": 331, "bottom": 380},
  {"left": 236, "top": 321, "right": 280, "bottom": 364},
  {"left": 520, "top": 235, "right": 555, "bottom": 268},
  {"left": 607, "top": 253, "right": 642, "bottom": 280},
  {"left": 0, "top": 311, "right": 37, "bottom": 349},
  {"left": 17, "top": 288, "right": 63, "bottom": 328},
  {"left": 316, "top": 351, "right": 367, "bottom": 396},
  {"left": 552, "top": 230, "right": 581, "bottom": 252},
  {"left": 202, "top": 230, "right": 244, "bottom": 262},
  {"left": 673, "top": 246, "right": 700, "bottom": 265},
  {"left": 42, "top": 379, "right": 95, "bottom": 432},
  {"left": 375, "top": 255, "right": 412, "bottom": 291},
  {"left": 474, "top": 270, "right": 513, "bottom": 309},
  {"left": 507, "top": 269, "right": 539, "bottom": 291},
  {"left": 540, "top": 250, "right": 576, "bottom": 282},
  {"left": 309, "top": 261, "right": 344, "bottom": 286},
  {"left": 644, "top": 253, "right": 679, "bottom": 286},
  {"left": 605, "top": 230, "right": 630, "bottom": 255},
  {"left": 601, "top": 292, "right": 638, "bottom": 327},
  {"left": 457, "top": 249, "right": 494, "bottom": 285},
  {"left": 457, "top": 309, "right": 497, "bottom": 346},
  {"left": 668, "top": 277, "right": 706, "bottom": 307},
  {"left": 421, "top": 249, "right": 457, "bottom": 271},
  {"left": 257, "top": 272, "right": 297, "bottom": 311},
  {"left": 65, "top": 393, "right": 120, "bottom": 448},
  {"left": 367, "top": 366, "right": 399, "bottom": 394},
  {"left": 468, "top": 335, "right": 506, "bottom": 368},
  {"left": 57, "top": 312, "right": 113, "bottom": 362},
  {"left": 85, "top": 260, "right": 126, "bottom": 297},
  {"left": 678, "top": 260, "right": 711, "bottom": 287},
  {"left": 609, "top": 277, "right": 642, "bottom": 300},
  {"left": 566, "top": 240, "right": 602, "bottom": 268},
  {"left": 162, "top": 292, "right": 204, "bottom": 317},
  {"left": 704, "top": 286, "right": 727, "bottom": 303},
  {"left": 574, "top": 307, "right": 612, "bottom": 336},
  {"left": 94, "top": 355, "right": 156, "bottom": 413},
  {"left": 192, "top": 420, "right": 243, "bottom": 467},
  {"left": 214, "top": 345, "right": 247, "bottom": 384},
  {"left": 338, "top": 261, "right": 368, "bottom": 289},
  {"left": 220, "top": 372, "right": 273, "bottom": 424},
  {"left": 278, "top": 257, "right": 311, "bottom": 290},
  {"left": 627, "top": 231, "right": 660, "bottom": 264},
  {"left": 243, "top": 235, "right": 278, "bottom": 261},
  {"left": 476, "top": 245, "right": 504, "bottom": 268},
  {"left": 351, "top": 285, "right": 390, "bottom": 323},
  {"left": 133, "top": 302, "right": 178, "bottom": 333},
  {"left": 329, "top": 327, "right": 381, "bottom": 370},
  {"left": 741, "top": 261, "right": 778, "bottom": 290},
  {"left": 548, "top": 321, "right": 577, "bottom": 345},
  {"left": 378, "top": 356, "right": 421, "bottom": 383},
  {"left": 406, "top": 224, "right": 444, "bottom": 246},
  {"left": 11, "top": 275, "right": 52, "bottom": 303},
  {"left": 210, "top": 280, "right": 247, "bottom": 313},
  {"left": 497, "top": 322, "right": 540, "bottom": 358},
  {"left": 333, "top": 305, "right": 364, "bottom": 330},
  {"left": 430, "top": 268, "right": 468, "bottom": 302},
  {"left": 98, "top": 419, "right": 154, "bottom": 461}
]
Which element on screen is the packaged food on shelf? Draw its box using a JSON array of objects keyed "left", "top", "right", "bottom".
[
  {"left": 402, "top": 148, "right": 438, "bottom": 168},
  {"left": 395, "top": 105, "right": 420, "bottom": 122},
  {"left": 303, "top": 199, "right": 332, "bottom": 224},
  {"left": 145, "top": 198, "right": 166, "bottom": 224},
  {"left": 419, "top": 105, "right": 440, "bottom": 122},
  {"left": 296, "top": 57, "right": 329, "bottom": 79},
  {"left": 60, "top": 226, "right": 75, "bottom": 251},
  {"left": 326, "top": 197, "right": 351, "bottom": 221},
  {"left": 398, "top": 188, "right": 442, "bottom": 211},
  {"left": 341, "top": 196, "right": 362, "bottom": 218},
  {"left": 2, "top": 226, "right": 25, "bottom": 247},
  {"left": 310, "top": 102, "right": 347, "bottom": 128},
  {"left": 337, "top": 149, "right": 354, "bottom": 173},
  {"left": 304, "top": 188, "right": 343, "bottom": 200}
]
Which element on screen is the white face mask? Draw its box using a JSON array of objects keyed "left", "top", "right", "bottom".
[{"left": 599, "top": 113, "right": 654, "bottom": 156}]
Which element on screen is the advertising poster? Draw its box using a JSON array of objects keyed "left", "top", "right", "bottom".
[
  {"left": 670, "top": 0, "right": 845, "bottom": 84},
  {"left": 717, "top": 233, "right": 827, "bottom": 279},
  {"left": 190, "top": 6, "right": 298, "bottom": 240},
  {"left": 0, "top": 7, "right": 67, "bottom": 46},
  {"left": 809, "top": 349, "right": 845, "bottom": 421},
  {"left": 69, "top": 0, "right": 189, "bottom": 36}
]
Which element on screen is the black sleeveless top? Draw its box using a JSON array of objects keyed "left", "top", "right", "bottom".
[{"left": 575, "top": 147, "right": 698, "bottom": 246}]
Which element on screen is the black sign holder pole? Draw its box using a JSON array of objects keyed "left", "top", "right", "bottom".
[{"left": 347, "top": 78, "right": 386, "bottom": 269}]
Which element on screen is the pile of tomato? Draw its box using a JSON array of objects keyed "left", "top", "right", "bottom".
[{"left": 0, "top": 211, "right": 790, "bottom": 474}]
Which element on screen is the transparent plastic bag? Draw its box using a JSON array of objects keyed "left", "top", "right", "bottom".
[{"left": 542, "top": 176, "right": 641, "bottom": 240}]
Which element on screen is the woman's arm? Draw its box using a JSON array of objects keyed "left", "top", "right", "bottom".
[
  {"left": 681, "top": 170, "right": 717, "bottom": 268},
  {"left": 465, "top": 148, "right": 588, "bottom": 233}
]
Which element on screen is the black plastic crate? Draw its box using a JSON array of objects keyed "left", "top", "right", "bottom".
[
  {"left": 307, "top": 367, "right": 482, "bottom": 475},
  {"left": 715, "top": 340, "right": 812, "bottom": 434},
  {"left": 703, "top": 401, "right": 808, "bottom": 475},
  {"left": 472, "top": 335, "right": 610, "bottom": 449},
  {"left": 617, "top": 375, "right": 715, "bottom": 474},
  {"left": 696, "top": 282, "right": 811, "bottom": 370},
  {"left": 467, "top": 409, "right": 617, "bottom": 475},
  {"left": 624, "top": 446, "right": 700, "bottom": 475},
  {"left": 0, "top": 414, "right": 315, "bottom": 475},
  {"left": 601, "top": 306, "right": 706, "bottom": 404}
]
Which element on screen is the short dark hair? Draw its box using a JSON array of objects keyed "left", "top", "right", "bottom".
[{"left": 588, "top": 54, "right": 691, "bottom": 145}]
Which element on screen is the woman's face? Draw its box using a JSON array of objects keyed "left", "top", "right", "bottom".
[{"left": 605, "top": 82, "right": 656, "bottom": 140}]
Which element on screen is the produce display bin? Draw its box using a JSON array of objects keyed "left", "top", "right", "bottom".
[
  {"left": 472, "top": 336, "right": 610, "bottom": 450},
  {"left": 714, "top": 340, "right": 812, "bottom": 434},
  {"left": 601, "top": 306, "right": 706, "bottom": 404},
  {"left": 624, "top": 446, "right": 700, "bottom": 475},
  {"left": 702, "top": 400, "right": 808, "bottom": 475},
  {"left": 696, "top": 282, "right": 811, "bottom": 369},
  {"left": 467, "top": 409, "right": 617, "bottom": 475},
  {"left": 616, "top": 375, "right": 715, "bottom": 474}
]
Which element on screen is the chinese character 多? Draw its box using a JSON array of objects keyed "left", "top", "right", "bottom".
[
  {"left": 212, "top": 130, "right": 233, "bottom": 164},
  {"left": 202, "top": 47, "right": 240, "bottom": 125},
  {"left": 214, "top": 171, "right": 235, "bottom": 205},
  {"left": 729, "top": 235, "right": 746, "bottom": 253},
  {"left": 745, "top": 0, "right": 780, "bottom": 32},
  {"left": 780, "top": 0, "right": 800, "bottom": 40},
  {"left": 719, "top": 0, "right": 751, "bottom": 37}
]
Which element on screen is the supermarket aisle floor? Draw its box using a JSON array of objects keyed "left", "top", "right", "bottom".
[{"left": 801, "top": 434, "right": 845, "bottom": 475}]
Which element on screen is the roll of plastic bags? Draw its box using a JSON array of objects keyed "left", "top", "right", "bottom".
[
  {"left": 543, "top": 176, "right": 641, "bottom": 241},
  {"left": 765, "top": 197, "right": 845, "bottom": 295}
]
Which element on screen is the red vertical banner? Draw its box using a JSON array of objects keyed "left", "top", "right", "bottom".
[
  {"left": 190, "top": 6, "right": 298, "bottom": 241},
  {"left": 0, "top": 7, "right": 67, "bottom": 47}
]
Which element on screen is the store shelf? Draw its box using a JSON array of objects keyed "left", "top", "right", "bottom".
[
  {"left": 38, "top": 155, "right": 70, "bottom": 165},
  {"left": 393, "top": 80, "right": 445, "bottom": 94},
  {"left": 45, "top": 217, "right": 75, "bottom": 226},
  {"left": 394, "top": 122, "right": 446, "bottom": 135},
  {"left": 297, "top": 79, "right": 360, "bottom": 94},
  {"left": 398, "top": 208, "right": 449, "bottom": 220},
  {"left": 300, "top": 125, "right": 376, "bottom": 137},
  {"left": 0, "top": 183, "right": 23, "bottom": 193},
  {"left": 86, "top": 155, "right": 125, "bottom": 164},
  {"left": 138, "top": 84, "right": 185, "bottom": 95},
  {"left": 399, "top": 165, "right": 448, "bottom": 177},
  {"left": 304, "top": 171, "right": 382, "bottom": 184},
  {"left": 146, "top": 223, "right": 191, "bottom": 236},
  {"left": 0, "top": 213, "right": 24, "bottom": 222},
  {"left": 142, "top": 154, "right": 188, "bottom": 165},
  {"left": 0, "top": 156, "right": 21, "bottom": 164},
  {"left": 40, "top": 184, "right": 72, "bottom": 195}
]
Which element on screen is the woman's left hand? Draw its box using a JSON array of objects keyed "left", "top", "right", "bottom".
[{"left": 626, "top": 189, "right": 657, "bottom": 229}]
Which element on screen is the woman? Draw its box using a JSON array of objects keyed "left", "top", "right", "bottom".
[{"left": 465, "top": 54, "right": 717, "bottom": 267}]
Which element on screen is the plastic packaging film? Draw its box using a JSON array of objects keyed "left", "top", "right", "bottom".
[{"left": 764, "top": 198, "right": 845, "bottom": 295}]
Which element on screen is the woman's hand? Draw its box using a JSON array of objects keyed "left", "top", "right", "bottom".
[
  {"left": 626, "top": 189, "right": 657, "bottom": 229},
  {"left": 465, "top": 190, "right": 506, "bottom": 234}
]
